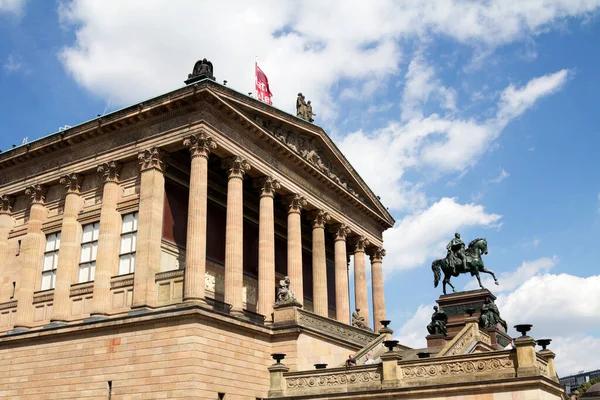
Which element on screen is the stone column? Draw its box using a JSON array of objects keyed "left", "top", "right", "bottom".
[
  {"left": 14, "top": 185, "right": 48, "bottom": 329},
  {"left": 309, "top": 210, "right": 330, "bottom": 317},
  {"left": 254, "top": 176, "right": 280, "bottom": 318},
  {"left": 369, "top": 247, "right": 386, "bottom": 330},
  {"left": 183, "top": 132, "right": 217, "bottom": 304},
  {"left": 132, "top": 148, "right": 166, "bottom": 310},
  {"left": 331, "top": 224, "right": 350, "bottom": 323},
  {"left": 90, "top": 161, "right": 122, "bottom": 317},
  {"left": 0, "top": 196, "right": 15, "bottom": 273},
  {"left": 352, "top": 236, "right": 370, "bottom": 328},
  {"left": 283, "top": 194, "right": 306, "bottom": 305},
  {"left": 222, "top": 156, "right": 250, "bottom": 315},
  {"left": 51, "top": 174, "right": 84, "bottom": 323}
]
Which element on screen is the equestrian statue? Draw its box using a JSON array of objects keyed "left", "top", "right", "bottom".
[{"left": 432, "top": 233, "right": 499, "bottom": 295}]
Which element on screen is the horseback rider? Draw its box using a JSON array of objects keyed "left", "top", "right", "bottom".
[{"left": 446, "top": 232, "right": 467, "bottom": 274}]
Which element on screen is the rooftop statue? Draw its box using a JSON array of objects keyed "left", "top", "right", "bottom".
[
  {"left": 274, "top": 276, "right": 300, "bottom": 307},
  {"left": 431, "top": 234, "right": 499, "bottom": 295},
  {"left": 185, "top": 58, "right": 215, "bottom": 84},
  {"left": 479, "top": 298, "right": 508, "bottom": 331},
  {"left": 351, "top": 308, "right": 371, "bottom": 331},
  {"left": 427, "top": 306, "right": 448, "bottom": 336},
  {"left": 296, "top": 93, "right": 315, "bottom": 122}
]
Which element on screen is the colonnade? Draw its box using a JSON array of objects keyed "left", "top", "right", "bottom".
[{"left": 1, "top": 133, "right": 387, "bottom": 329}]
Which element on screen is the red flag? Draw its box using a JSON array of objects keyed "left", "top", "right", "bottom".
[{"left": 255, "top": 63, "right": 273, "bottom": 105}]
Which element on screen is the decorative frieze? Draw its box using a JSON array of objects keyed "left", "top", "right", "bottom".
[
  {"left": 138, "top": 148, "right": 167, "bottom": 172},
  {"left": 445, "top": 329, "right": 476, "bottom": 357},
  {"left": 25, "top": 184, "right": 46, "bottom": 204},
  {"left": 401, "top": 357, "right": 514, "bottom": 379},
  {"left": 286, "top": 369, "right": 381, "bottom": 389},
  {"left": 97, "top": 161, "right": 121, "bottom": 183},
  {"left": 59, "top": 173, "right": 83, "bottom": 194},
  {"left": 282, "top": 193, "right": 307, "bottom": 214},
  {"left": 253, "top": 176, "right": 280, "bottom": 198},
  {"left": 183, "top": 131, "right": 217, "bottom": 159},
  {"left": 297, "top": 309, "right": 376, "bottom": 346},
  {"left": 221, "top": 156, "right": 251, "bottom": 179}
]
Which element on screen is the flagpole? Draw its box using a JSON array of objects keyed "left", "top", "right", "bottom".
[{"left": 254, "top": 56, "right": 257, "bottom": 98}]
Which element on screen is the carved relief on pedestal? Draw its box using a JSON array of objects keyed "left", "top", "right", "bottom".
[
  {"left": 400, "top": 357, "right": 514, "bottom": 379},
  {"left": 183, "top": 131, "right": 217, "bottom": 159},
  {"left": 138, "top": 148, "right": 167, "bottom": 172},
  {"left": 286, "top": 369, "right": 381, "bottom": 389}
]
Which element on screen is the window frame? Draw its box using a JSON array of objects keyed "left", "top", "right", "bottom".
[
  {"left": 78, "top": 221, "right": 100, "bottom": 283},
  {"left": 41, "top": 231, "right": 61, "bottom": 291},
  {"left": 118, "top": 212, "right": 138, "bottom": 275}
]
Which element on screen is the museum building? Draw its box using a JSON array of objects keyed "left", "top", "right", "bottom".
[{"left": 0, "top": 60, "right": 565, "bottom": 400}]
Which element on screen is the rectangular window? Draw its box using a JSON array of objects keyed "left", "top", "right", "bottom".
[
  {"left": 118, "top": 212, "right": 138, "bottom": 275},
  {"left": 42, "top": 232, "right": 61, "bottom": 290},
  {"left": 78, "top": 222, "right": 99, "bottom": 283}
]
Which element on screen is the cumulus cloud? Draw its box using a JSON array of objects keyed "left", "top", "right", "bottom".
[
  {"left": 394, "top": 304, "right": 432, "bottom": 349},
  {"left": 0, "top": 0, "right": 26, "bottom": 16}
]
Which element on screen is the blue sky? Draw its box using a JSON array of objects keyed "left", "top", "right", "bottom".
[{"left": 2, "top": 1, "right": 600, "bottom": 375}]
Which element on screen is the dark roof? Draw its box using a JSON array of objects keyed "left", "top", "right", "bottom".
[{"left": 584, "top": 382, "right": 600, "bottom": 397}]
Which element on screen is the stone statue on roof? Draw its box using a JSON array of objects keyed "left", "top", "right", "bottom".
[
  {"left": 352, "top": 309, "right": 371, "bottom": 331},
  {"left": 185, "top": 58, "right": 216, "bottom": 84},
  {"left": 427, "top": 306, "right": 448, "bottom": 336},
  {"left": 296, "top": 93, "right": 315, "bottom": 122},
  {"left": 479, "top": 298, "right": 507, "bottom": 331},
  {"left": 275, "top": 276, "right": 300, "bottom": 307}
]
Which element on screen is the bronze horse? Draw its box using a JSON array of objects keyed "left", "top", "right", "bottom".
[{"left": 432, "top": 238, "right": 499, "bottom": 295}]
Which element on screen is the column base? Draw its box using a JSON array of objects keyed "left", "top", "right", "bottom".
[{"left": 182, "top": 297, "right": 209, "bottom": 307}]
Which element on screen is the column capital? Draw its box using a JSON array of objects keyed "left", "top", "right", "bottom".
[
  {"left": 97, "top": 161, "right": 121, "bottom": 183},
  {"left": 183, "top": 131, "right": 217, "bottom": 159},
  {"left": 329, "top": 223, "right": 350, "bottom": 241},
  {"left": 59, "top": 173, "right": 83, "bottom": 194},
  {"left": 0, "top": 195, "right": 14, "bottom": 215},
  {"left": 253, "top": 176, "right": 280, "bottom": 198},
  {"left": 222, "top": 156, "right": 251, "bottom": 179},
  {"left": 138, "top": 147, "right": 167, "bottom": 173},
  {"left": 350, "top": 236, "right": 370, "bottom": 253},
  {"left": 368, "top": 247, "right": 386, "bottom": 262},
  {"left": 25, "top": 184, "right": 46, "bottom": 205},
  {"left": 307, "top": 210, "right": 330, "bottom": 229},
  {"left": 282, "top": 194, "right": 306, "bottom": 214}
]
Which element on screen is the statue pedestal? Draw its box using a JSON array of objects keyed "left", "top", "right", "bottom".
[
  {"left": 426, "top": 333, "right": 451, "bottom": 348},
  {"left": 430, "top": 289, "right": 508, "bottom": 348}
]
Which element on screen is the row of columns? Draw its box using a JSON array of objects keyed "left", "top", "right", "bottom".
[{"left": 0, "top": 134, "right": 386, "bottom": 329}]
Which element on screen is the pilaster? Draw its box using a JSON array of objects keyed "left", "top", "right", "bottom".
[
  {"left": 254, "top": 176, "right": 280, "bottom": 319},
  {"left": 0, "top": 195, "right": 15, "bottom": 273},
  {"left": 14, "top": 185, "right": 48, "bottom": 329},
  {"left": 352, "top": 236, "right": 370, "bottom": 328},
  {"left": 514, "top": 336, "right": 538, "bottom": 377},
  {"left": 331, "top": 223, "right": 350, "bottom": 324},
  {"left": 222, "top": 156, "right": 250, "bottom": 315},
  {"left": 91, "top": 161, "right": 122, "bottom": 316},
  {"left": 51, "top": 174, "right": 84, "bottom": 323},
  {"left": 132, "top": 148, "right": 166, "bottom": 309},
  {"left": 369, "top": 247, "right": 386, "bottom": 330},
  {"left": 309, "top": 210, "right": 330, "bottom": 317},
  {"left": 183, "top": 132, "right": 216, "bottom": 304},
  {"left": 282, "top": 194, "right": 306, "bottom": 305}
]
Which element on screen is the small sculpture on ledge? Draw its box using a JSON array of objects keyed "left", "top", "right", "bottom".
[
  {"left": 274, "top": 276, "right": 301, "bottom": 307},
  {"left": 478, "top": 298, "right": 508, "bottom": 331},
  {"left": 296, "top": 93, "right": 316, "bottom": 122},
  {"left": 351, "top": 308, "right": 371, "bottom": 331},
  {"left": 185, "top": 58, "right": 216, "bottom": 84},
  {"left": 427, "top": 306, "right": 448, "bottom": 337}
]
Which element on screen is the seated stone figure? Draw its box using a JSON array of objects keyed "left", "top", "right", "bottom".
[
  {"left": 478, "top": 298, "right": 508, "bottom": 331},
  {"left": 427, "top": 306, "right": 448, "bottom": 336},
  {"left": 351, "top": 309, "right": 371, "bottom": 330},
  {"left": 274, "top": 276, "right": 299, "bottom": 307}
]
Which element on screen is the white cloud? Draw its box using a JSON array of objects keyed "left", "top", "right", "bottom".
[
  {"left": 552, "top": 335, "right": 600, "bottom": 376},
  {"left": 383, "top": 197, "right": 501, "bottom": 273},
  {"left": 3, "top": 55, "right": 25, "bottom": 74},
  {"left": 487, "top": 169, "right": 510, "bottom": 184},
  {"left": 394, "top": 304, "right": 432, "bottom": 349},
  {"left": 0, "top": 0, "right": 26, "bottom": 16}
]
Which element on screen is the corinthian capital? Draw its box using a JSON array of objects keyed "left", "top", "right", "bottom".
[
  {"left": 308, "top": 210, "right": 330, "bottom": 229},
  {"left": 97, "top": 161, "right": 121, "bottom": 183},
  {"left": 282, "top": 193, "right": 307, "bottom": 214},
  {"left": 253, "top": 176, "right": 280, "bottom": 198},
  {"left": 25, "top": 184, "right": 46, "bottom": 205},
  {"left": 329, "top": 223, "right": 350, "bottom": 241},
  {"left": 350, "top": 236, "right": 370, "bottom": 253},
  {"left": 183, "top": 131, "right": 217, "bottom": 159},
  {"left": 368, "top": 247, "right": 386, "bottom": 262},
  {"left": 59, "top": 173, "right": 83, "bottom": 194},
  {"left": 221, "top": 156, "right": 250, "bottom": 179},
  {"left": 138, "top": 147, "right": 167, "bottom": 172},
  {"left": 0, "top": 195, "right": 14, "bottom": 215}
]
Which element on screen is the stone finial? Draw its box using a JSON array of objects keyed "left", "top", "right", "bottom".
[
  {"left": 308, "top": 210, "right": 330, "bottom": 228},
  {"left": 369, "top": 247, "right": 386, "bottom": 262},
  {"left": 253, "top": 176, "right": 280, "bottom": 198},
  {"left": 25, "top": 184, "right": 46, "bottom": 204},
  {"left": 329, "top": 223, "right": 351, "bottom": 241},
  {"left": 138, "top": 148, "right": 167, "bottom": 172},
  {"left": 351, "top": 236, "right": 370, "bottom": 252},
  {"left": 0, "top": 195, "right": 14, "bottom": 215},
  {"left": 59, "top": 173, "right": 83, "bottom": 194},
  {"left": 183, "top": 131, "right": 217, "bottom": 159},
  {"left": 282, "top": 193, "right": 307, "bottom": 213},
  {"left": 97, "top": 161, "right": 121, "bottom": 183},
  {"left": 221, "top": 156, "right": 251, "bottom": 179}
]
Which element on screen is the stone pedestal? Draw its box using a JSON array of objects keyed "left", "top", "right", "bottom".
[{"left": 426, "top": 333, "right": 452, "bottom": 348}]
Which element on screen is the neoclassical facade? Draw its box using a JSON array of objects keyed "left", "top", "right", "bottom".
[{"left": 0, "top": 66, "right": 564, "bottom": 400}]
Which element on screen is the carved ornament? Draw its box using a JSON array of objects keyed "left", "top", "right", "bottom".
[
  {"left": 297, "top": 310, "right": 375, "bottom": 346},
  {"left": 97, "top": 161, "right": 121, "bottom": 183},
  {"left": 286, "top": 370, "right": 381, "bottom": 389},
  {"left": 282, "top": 193, "right": 307, "bottom": 214},
  {"left": 309, "top": 210, "right": 330, "bottom": 229},
  {"left": 221, "top": 156, "right": 250, "bottom": 179},
  {"left": 351, "top": 236, "right": 370, "bottom": 253},
  {"left": 59, "top": 173, "right": 83, "bottom": 194},
  {"left": 25, "top": 184, "right": 46, "bottom": 205},
  {"left": 401, "top": 357, "right": 514, "bottom": 379},
  {"left": 445, "top": 329, "right": 475, "bottom": 357},
  {"left": 368, "top": 247, "right": 386, "bottom": 262},
  {"left": 330, "top": 223, "right": 350, "bottom": 242},
  {"left": 183, "top": 131, "right": 217, "bottom": 159},
  {"left": 0, "top": 195, "right": 14, "bottom": 215},
  {"left": 253, "top": 176, "right": 280, "bottom": 198},
  {"left": 138, "top": 148, "right": 167, "bottom": 172}
]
